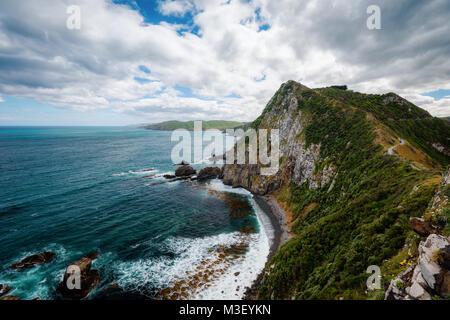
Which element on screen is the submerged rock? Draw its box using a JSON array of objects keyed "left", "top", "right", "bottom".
[
  {"left": 175, "top": 166, "right": 196, "bottom": 177},
  {"left": 57, "top": 254, "right": 100, "bottom": 299},
  {"left": 197, "top": 167, "right": 221, "bottom": 180},
  {"left": 10, "top": 251, "right": 56, "bottom": 270}
]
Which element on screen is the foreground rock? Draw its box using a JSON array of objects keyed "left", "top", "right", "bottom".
[
  {"left": 175, "top": 166, "right": 196, "bottom": 177},
  {"left": 197, "top": 167, "right": 222, "bottom": 180},
  {"left": 385, "top": 234, "right": 450, "bottom": 300},
  {"left": 0, "top": 284, "right": 11, "bottom": 297},
  {"left": 409, "top": 217, "right": 438, "bottom": 236},
  {"left": 0, "top": 295, "right": 19, "bottom": 300},
  {"left": 57, "top": 254, "right": 100, "bottom": 299},
  {"left": 11, "top": 251, "right": 56, "bottom": 270}
]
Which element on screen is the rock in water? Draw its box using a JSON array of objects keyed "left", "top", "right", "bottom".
[
  {"left": 197, "top": 167, "right": 221, "bottom": 180},
  {"left": 0, "top": 295, "right": 20, "bottom": 300},
  {"left": 10, "top": 251, "right": 56, "bottom": 270},
  {"left": 409, "top": 217, "right": 438, "bottom": 236},
  {"left": 57, "top": 255, "right": 100, "bottom": 299},
  {"left": 175, "top": 166, "right": 196, "bottom": 177},
  {"left": 0, "top": 284, "right": 12, "bottom": 297}
]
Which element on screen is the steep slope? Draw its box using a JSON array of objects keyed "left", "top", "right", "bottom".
[{"left": 222, "top": 81, "right": 450, "bottom": 299}]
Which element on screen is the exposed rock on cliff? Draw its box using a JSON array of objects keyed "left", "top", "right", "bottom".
[
  {"left": 385, "top": 234, "right": 450, "bottom": 300},
  {"left": 409, "top": 217, "right": 438, "bottom": 236},
  {"left": 222, "top": 81, "right": 334, "bottom": 195}
]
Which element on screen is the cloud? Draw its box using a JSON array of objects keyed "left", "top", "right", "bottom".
[
  {"left": 0, "top": 0, "right": 448, "bottom": 122},
  {"left": 0, "top": 95, "right": 4, "bottom": 102},
  {"left": 158, "top": 0, "right": 194, "bottom": 17}
]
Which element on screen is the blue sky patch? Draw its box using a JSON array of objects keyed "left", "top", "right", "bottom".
[{"left": 422, "top": 89, "right": 450, "bottom": 100}]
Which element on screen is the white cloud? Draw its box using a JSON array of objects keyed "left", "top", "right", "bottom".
[
  {"left": 0, "top": 95, "right": 4, "bottom": 102},
  {"left": 158, "top": 0, "right": 194, "bottom": 17},
  {"left": 0, "top": 0, "right": 449, "bottom": 122}
]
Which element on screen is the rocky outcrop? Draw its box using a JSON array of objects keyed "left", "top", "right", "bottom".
[
  {"left": 175, "top": 166, "right": 196, "bottom": 177},
  {"left": 409, "top": 217, "right": 438, "bottom": 236},
  {"left": 197, "top": 167, "right": 221, "bottom": 180},
  {"left": 10, "top": 251, "right": 56, "bottom": 270},
  {"left": 221, "top": 81, "right": 335, "bottom": 195},
  {"left": 0, "top": 284, "right": 11, "bottom": 297},
  {"left": 57, "top": 254, "right": 100, "bottom": 299},
  {"left": 426, "top": 168, "right": 449, "bottom": 220},
  {"left": 385, "top": 234, "right": 450, "bottom": 300}
]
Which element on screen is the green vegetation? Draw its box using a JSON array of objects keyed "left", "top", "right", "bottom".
[
  {"left": 143, "top": 120, "right": 245, "bottom": 131},
  {"left": 258, "top": 86, "right": 448, "bottom": 300}
]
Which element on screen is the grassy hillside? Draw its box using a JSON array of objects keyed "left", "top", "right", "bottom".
[
  {"left": 251, "top": 82, "right": 449, "bottom": 300},
  {"left": 143, "top": 120, "right": 244, "bottom": 131}
]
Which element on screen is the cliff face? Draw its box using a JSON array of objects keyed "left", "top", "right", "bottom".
[
  {"left": 221, "top": 80, "right": 450, "bottom": 300},
  {"left": 222, "top": 81, "right": 333, "bottom": 195}
]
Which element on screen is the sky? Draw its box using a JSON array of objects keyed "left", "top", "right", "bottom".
[{"left": 0, "top": 0, "right": 449, "bottom": 126}]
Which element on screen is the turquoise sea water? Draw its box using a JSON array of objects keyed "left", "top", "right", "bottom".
[{"left": 0, "top": 127, "right": 270, "bottom": 300}]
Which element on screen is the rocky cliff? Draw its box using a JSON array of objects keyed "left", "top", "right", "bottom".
[{"left": 221, "top": 80, "right": 450, "bottom": 300}]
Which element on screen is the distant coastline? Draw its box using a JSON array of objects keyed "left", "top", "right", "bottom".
[{"left": 141, "top": 120, "right": 247, "bottom": 131}]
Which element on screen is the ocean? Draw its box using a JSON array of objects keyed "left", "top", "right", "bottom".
[{"left": 0, "top": 127, "right": 272, "bottom": 300}]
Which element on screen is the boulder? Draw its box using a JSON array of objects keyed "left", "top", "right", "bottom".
[
  {"left": 175, "top": 166, "right": 196, "bottom": 177},
  {"left": 11, "top": 251, "right": 56, "bottom": 270},
  {"left": 197, "top": 167, "right": 222, "bottom": 180},
  {"left": 0, "top": 284, "right": 12, "bottom": 297},
  {"left": 407, "top": 282, "right": 431, "bottom": 300},
  {"left": 409, "top": 217, "right": 438, "bottom": 237},
  {"left": 418, "top": 234, "right": 450, "bottom": 297},
  {"left": 57, "top": 255, "right": 100, "bottom": 299}
]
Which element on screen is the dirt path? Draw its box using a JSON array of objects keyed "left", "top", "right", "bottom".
[{"left": 388, "top": 138, "right": 405, "bottom": 155}]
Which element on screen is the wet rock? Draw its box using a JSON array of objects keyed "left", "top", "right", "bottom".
[
  {"left": 104, "top": 283, "right": 120, "bottom": 292},
  {"left": 0, "top": 295, "right": 20, "bottom": 300},
  {"left": 409, "top": 217, "right": 438, "bottom": 236},
  {"left": 11, "top": 251, "right": 56, "bottom": 270},
  {"left": 175, "top": 166, "right": 196, "bottom": 177},
  {"left": 85, "top": 252, "right": 99, "bottom": 260},
  {"left": 197, "top": 167, "right": 221, "bottom": 180},
  {"left": 173, "top": 161, "right": 190, "bottom": 166},
  {"left": 163, "top": 174, "right": 176, "bottom": 179},
  {"left": 57, "top": 255, "right": 100, "bottom": 299},
  {"left": 0, "top": 284, "right": 12, "bottom": 297}
]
